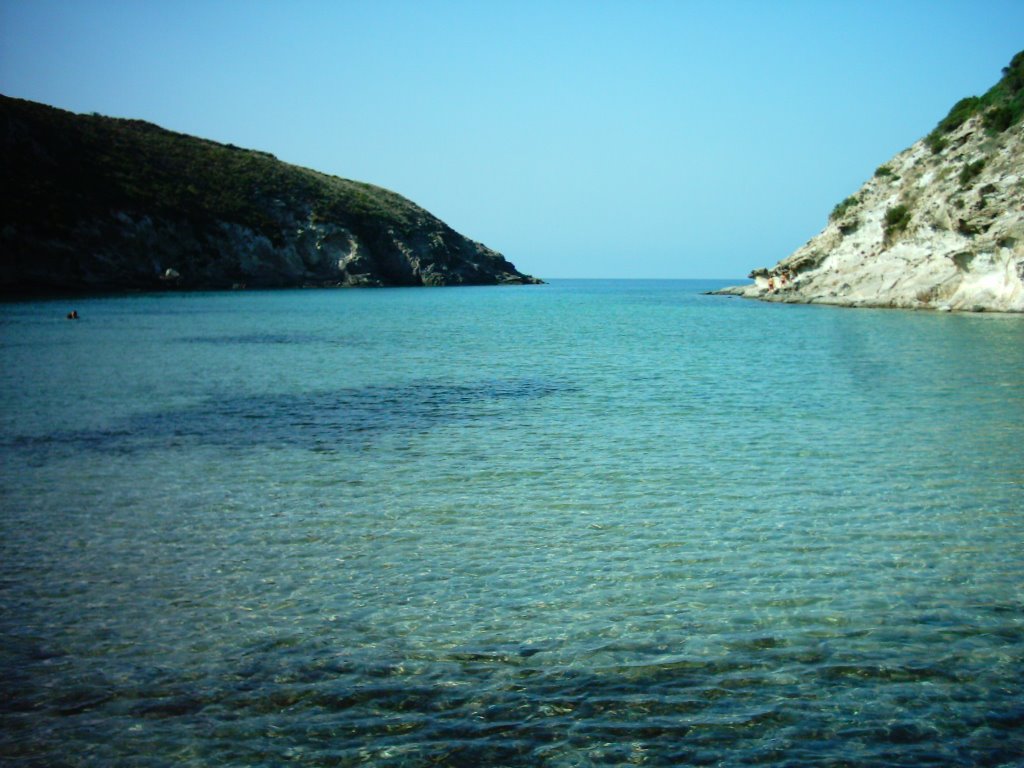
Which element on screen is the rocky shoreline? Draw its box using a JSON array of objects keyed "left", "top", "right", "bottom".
[
  {"left": 1, "top": 95, "right": 541, "bottom": 294},
  {"left": 718, "top": 57, "right": 1024, "bottom": 313}
]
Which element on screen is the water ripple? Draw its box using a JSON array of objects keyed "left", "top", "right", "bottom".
[{"left": 1, "top": 282, "right": 1022, "bottom": 766}]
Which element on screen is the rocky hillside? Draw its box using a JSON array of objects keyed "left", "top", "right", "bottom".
[
  {"left": 0, "top": 95, "right": 540, "bottom": 294},
  {"left": 722, "top": 51, "right": 1024, "bottom": 312}
]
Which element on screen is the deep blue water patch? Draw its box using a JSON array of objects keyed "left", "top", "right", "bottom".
[{"left": 0, "top": 377, "right": 569, "bottom": 458}]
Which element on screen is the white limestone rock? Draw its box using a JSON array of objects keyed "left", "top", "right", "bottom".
[{"left": 725, "top": 117, "right": 1024, "bottom": 312}]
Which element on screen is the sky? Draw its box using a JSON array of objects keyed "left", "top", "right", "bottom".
[{"left": 1, "top": 1, "right": 1022, "bottom": 279}]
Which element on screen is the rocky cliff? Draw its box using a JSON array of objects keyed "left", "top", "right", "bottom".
[
  {"left": 721, "top": 52, "right": 1024, "bottom": 312},
  {"left": 0, "top": 95, "right": 540, "bottom": 294}
]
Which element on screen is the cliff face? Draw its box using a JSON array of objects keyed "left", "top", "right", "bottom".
[
  {"left": 0, "top": 95, "right": 540, "bottom": 294},
  {"left": 724, "top": 53, "right": 1024, "bottom": 312}
]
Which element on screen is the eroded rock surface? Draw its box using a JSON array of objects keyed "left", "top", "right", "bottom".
[
  {"left": 720, "top": 54, "right": 1024, "bottom": 313},
  {"left": 0, "top": 95, "right": 541, "bottom": 294}
]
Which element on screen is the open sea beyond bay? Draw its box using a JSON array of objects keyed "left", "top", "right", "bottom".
[{"left": 1, "top": 279, "right": 1022, "bottom": 767}]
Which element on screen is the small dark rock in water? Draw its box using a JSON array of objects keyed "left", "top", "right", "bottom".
[{"left": 66, "top": 310, "right": 78, "bottom": 319}]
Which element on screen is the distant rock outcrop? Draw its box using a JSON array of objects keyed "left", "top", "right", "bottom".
[
  {"left": 720, "top": 52, "right": 1024, "bottom": 312},
  {"left": 0, "top": 95, "right": 541, "bottom": 294}
]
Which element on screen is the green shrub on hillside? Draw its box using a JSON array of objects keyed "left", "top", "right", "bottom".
[
  {"left": 829, "top": 195, "right": 858, "bottom": 222},
  {"left": 980, "top": 50, "right": 1024, "bottom": 132},
  {"left": 936, "top": 96, "right": 983, "bottom": 135},
  {"left": 983, "top": 105, "right": 1016, "bottom": 132},
  {"left": 923, "top": 50, "right": 1024, "bottom": 153},
  {"left": 0, "top": 94, "right": 425, "bottom": 252},
  {"left": 874, "top": 165, "right": 895, "bottom": 178},
  {"left": 884, "top": 203, "right": 912, "bottom": 241},
  {"left": 926, "top": 134, "right": 949, "bottom": 155},
  {"left": 959, "top": 159, "right": 986, "bottom": 187}
]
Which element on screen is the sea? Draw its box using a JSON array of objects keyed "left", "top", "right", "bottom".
[{"left": 1, "top": 279, "right": 1022, "bottom": 767}]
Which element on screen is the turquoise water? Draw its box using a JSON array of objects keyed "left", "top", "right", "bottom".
[{"left": 1, "top": 280, "right": 1022, "bottom": 767}]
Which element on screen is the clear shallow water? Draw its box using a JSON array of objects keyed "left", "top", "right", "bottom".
[{"left": 1, "top": 280, "right": 1022, "bottom": 767}]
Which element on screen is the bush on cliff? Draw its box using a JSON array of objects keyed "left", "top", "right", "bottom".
[
  {"left": 924, "top": 49, "right": 1024, "bottom": 153},
  {"left": 830, "top": 195, "right": 858, "bottom": 222},
  {"left": 959, "top": 159, "right": 986, "bottom": 187},
  {"left": 883, "top": 203, "right": 912, "bottom": 242}
]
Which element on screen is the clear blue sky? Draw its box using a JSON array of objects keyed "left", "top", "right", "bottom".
[{"left": 1, "top": 1, "right": 1021, "bottom": 279}]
